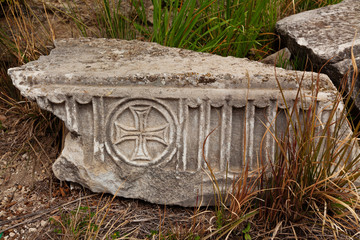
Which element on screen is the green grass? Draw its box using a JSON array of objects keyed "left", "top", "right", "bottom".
[
  {"left": 81, "top": 0, "right": 342, "bottom": 60},
  {"left": 96, "top": 0, "right": 137, "bottom": 39},
  {"left": 149, "top": 0, "right": 277, "bottom": 59},
  {"left": 48, "top": 194, "right": 131, "bottom": 239}
]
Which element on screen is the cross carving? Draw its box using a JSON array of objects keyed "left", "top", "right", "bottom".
[{"left": 113, "top": 106, "right": 169, "bottom": 161}]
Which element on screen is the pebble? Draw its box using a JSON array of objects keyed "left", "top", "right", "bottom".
[
  {"left": 16, "top": 207, "right": 25, "bottom": 213},
  {"left": 9, "top": 233, "right": 15, "bottom": 237},
  {"left": 40, "top": 220, "right": 48, "bottom": 227},
  {"left": 29, "top": 227, "right": 37, "bottom": 232},
  {"left": 0, "top": 211, "right": 6, "bottom": 217},
  {"left": 2, "top": 196, "right": 8, "bottom": 204}
]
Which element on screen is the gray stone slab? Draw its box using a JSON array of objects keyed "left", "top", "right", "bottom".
[
  {"left": 276, "top": 0, "right": 360, "bottom": 109},
  {"left": 7, "top": 38, "right": 355, "bottom": 206}
]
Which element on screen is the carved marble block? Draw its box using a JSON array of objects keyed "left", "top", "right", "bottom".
[{"left": 8, "top": 38, "right": 354, "bottom": 206}]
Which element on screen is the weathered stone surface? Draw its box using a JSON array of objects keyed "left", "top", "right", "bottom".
[
  {"left": 7, "top": 38, "right": 354, "bottom": 206},
  {"left": 276, "top": 0, "right": 360, "bottom": 108},
  {"left": 260, "top": 48, "right": 292, "bottom": 69}
]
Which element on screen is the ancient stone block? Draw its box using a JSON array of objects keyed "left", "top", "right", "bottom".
[
  {"left": 8, "top": 38, "right": 354, "bottom": 206},
  {"left": 276, "top": 0, "right": 360, "bottom": 109}
]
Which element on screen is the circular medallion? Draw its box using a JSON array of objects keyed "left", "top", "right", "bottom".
[{"left": 106, "top": 99, "right": 177, "bottom": 166}]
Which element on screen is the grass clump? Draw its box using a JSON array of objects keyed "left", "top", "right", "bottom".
[
  {"left": 0, "top": 0, "right": 59, "bottom": 133},
  {"left": 198, "top": 58, "right": 360, "bottom": 239},
  {"left": 0, "top": 0, "right": 54, "bottom": 65},
  {"left": 142, "top": 0, "right": 277, "bottom": 59},
  {"left": 0, "top": 0, "right": 55, "bottom": 111},
  {"left": 70, "top": 0, "right": 342, "bottom": 61},
  {"left": 49, "top": 194, "right": 133, "bottom": 240},
  {"left": 95, "top": 0, "right": 137, "bottom": 40},
  {"left": 221, "top": 65, "right": 360, "bottom": 238},
  {"left": 90, "top": 0, "right": 279, "bottom": 60},
  {"left": 259, "top": 70, "right": 360, "bottom": 233}
]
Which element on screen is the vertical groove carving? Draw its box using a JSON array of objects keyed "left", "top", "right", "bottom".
[
  {"left": 178, "top": 98, "right": 185, "bottom": 171},
  {"left": 205, "top": 103, "right": 223, "bottom": 172},
  {"left": 65, "top": 96, "right": 79, "bottom": 132},
  {"left": 182, "top": 103, "right": 189, "bottom": 171},
  {"left": 197, "top": 101, "right": 205, "bottom": 171},
  {"left": 221, "top": 101, "right": 231, "bottom": 172},
  {"left": 267, "top": 100, "right": 277, "bottom": 162},
  {"left": 246, "top": 101, "right": 255, "bottom": 165},
  {"left": 315, "top": 101, "right": 322, "bottom": 134},
  {"left": 93, "top": 97, "right": 105, "bottom": 162},
  {"left": 229, "top": 106, "right": 245, "bottom": 172},
  {"left": 254, "top": 106, "right": 268, "bottom": 165},
  {"left": 186, "top": 105, "right": 200, "bottom": 172},
  {"left": 204, "top": 100, "right": 211, "bottom": 168}
]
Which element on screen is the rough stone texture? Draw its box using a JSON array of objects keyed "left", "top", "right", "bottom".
[
  {"left": 7, "top": 38, "right": 354, "bottom": 206},
  {"left": 260, "top": 48, "right": 292, "bottom": 69},
  {"left": 276, "top": 0, "right": 360, "bottom": 109}
]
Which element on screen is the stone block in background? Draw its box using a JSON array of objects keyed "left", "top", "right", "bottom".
[
  {"left": 7, "top": 38, "right": 354, "bottom": 206},
  {"left": 276, "top": 0, "right": 360, "bottom": 109}
]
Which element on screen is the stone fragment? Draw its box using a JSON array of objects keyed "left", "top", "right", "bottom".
[
  {"left": 28, "top": 228, "right": 37, "bottom": 233},
  {"left": 0, "top": 114, "right": 6, "bottom": 122},
  {"left": 261, "top": 48, "right": 292, "bottom": 69},
  {"left": 7, "top": 38, "right": 355, "bottom": 206},
  {"left": 276, "top": 0, "right": 360, "bottom": 108},
  {"left": 40, "top": 220, "right": 48, "bottom": 227}
]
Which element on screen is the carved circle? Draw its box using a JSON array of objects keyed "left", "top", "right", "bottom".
[{"left": 105, "top": 99, "right": 177, "bottom": 167}]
